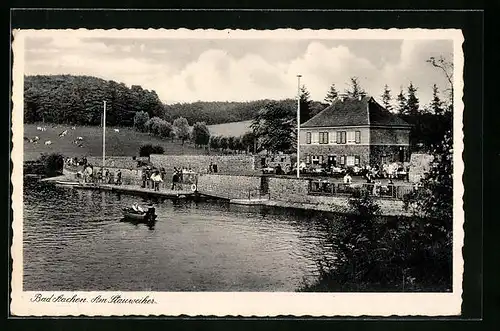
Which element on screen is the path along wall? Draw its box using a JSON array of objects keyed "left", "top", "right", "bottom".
[
  {"left": 268, "top": 177, "right": 408, "bottom": 216},
  {"left": 196, "top": 174, "right": 262, "bottom": 200},
  {"left": 150, "top": 154, "right": 257, "bottom": 175},
  {"left": 85, "top": 156, "right": 148, "bottom": 169}
]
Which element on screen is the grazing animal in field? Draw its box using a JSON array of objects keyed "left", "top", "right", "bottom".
[
  {"left": 36, "top": 126, "right": 42, "bottom": 131},
  {"left": 114, "top": 129, "right": 120, "bottom": 133},
  {"left": 41, "top": 127, "right": 46, "bottom": 131},
  {"left": 59, "top": 130, "right": 68, "bottom": 137},
  {"left": 71, "top": 126, "right": 76, "bottom": 130},
  {"left": 77, "top": 136, "right": 83, "bottom": 140},
  {"left": 78, "top": 144, "right": 84, "bottom": 148},
  {"left": 44, "top": 140, "right": 52, "bottom": 145},
  {"left": 33, "top": 136, "right": 39, "bottom": 142}
]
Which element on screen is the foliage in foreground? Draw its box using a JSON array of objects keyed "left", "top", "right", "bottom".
[
  {"left": 38, "top": 153, "right": 64, "bottom": 177},
  {"left": 299, "top": 188, "right": 452, "bottom": 292}
]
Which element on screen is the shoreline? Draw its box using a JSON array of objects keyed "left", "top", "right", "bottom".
[{"left": 39, "top": 175, "right": 411, "bottom": 217}]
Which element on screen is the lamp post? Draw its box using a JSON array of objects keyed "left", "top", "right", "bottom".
[
  {"left": 102, "top": 100, "right": 106, "bottom": 168},
  {"left": 296, "top": 75, "right": 301, "bottom": 179}
]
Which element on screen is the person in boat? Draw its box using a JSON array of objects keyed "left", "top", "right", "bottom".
[{"left": 131, "top": 203, "right": 145, "bottom": 213}]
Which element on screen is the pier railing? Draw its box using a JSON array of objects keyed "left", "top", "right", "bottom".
[{"left": 308, "top": 180, "right": 414, "bottom": 200}]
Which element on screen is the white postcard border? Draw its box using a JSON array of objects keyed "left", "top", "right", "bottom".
[{"left": 11, "top": 28, "right": 465, "bottom": 317}]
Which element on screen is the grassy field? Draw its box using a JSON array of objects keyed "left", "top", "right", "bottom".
[
  {"left": 23, "top": 124, "right": 207, "bottom": 161},
  {"left": 206, "top": 120, "right": 252, "bottom": 137}
]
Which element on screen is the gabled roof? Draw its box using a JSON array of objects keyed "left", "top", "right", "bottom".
[{"left": 301, "top": 96, "right": 411, "bottom": 128}]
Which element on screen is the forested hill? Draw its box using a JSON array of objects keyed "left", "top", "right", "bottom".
[{"left": 24, "top": 75, "right": 305, "bottom": 126}]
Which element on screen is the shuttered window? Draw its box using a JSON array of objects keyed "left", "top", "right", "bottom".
[
  {"left": 355, "top": 131, "right": 361, "bottom": 144},
  {"left": 336, "top": 131, "right": 347, "bottom": 144},
  {"left": 306, "top": 132, "right": 311, "bottom": 144},
  {"left": 306, "top": 155, "right": 311, "bottom": 163},
  {"left": 339, "top": 156, "right": 345, "bottom": 165},
  {"left": 319, "top": 155, "right": 324, "bottom": 164},
  {"left": 319, "top": 132, "right": 329, "bottom": 144},
  {"left": 355, "top": 155, "right": 360, "bottom": 165}
]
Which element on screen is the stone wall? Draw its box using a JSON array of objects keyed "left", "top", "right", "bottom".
[
  {"left": 370, "top": 128, "right": 410, "bottom": 145},
  {"left": 370, "top": 145, "right": 410, "bottom": 165},
  {"left": 196, "top": 174, "right": 262, "bottom": 199},
  {"left": 268, "top": 176, "right": 408, "bottom": 216},
  {"left": 86, "top": 156, "right": 149, "bottom": 169},
  {"left": 149, "top": 154, "right": 256, "bottom": 175}
]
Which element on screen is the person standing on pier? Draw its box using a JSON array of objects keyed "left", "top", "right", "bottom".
[{"left": 151, "top": 171, "right": 163, "bottom": 191}]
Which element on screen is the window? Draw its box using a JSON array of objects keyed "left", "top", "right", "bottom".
[
  {"left": 319, "top": 132, "right": 329, "bottom": 144},
  {"left": 346, "top": 156, "right": 355, "bottom": 166},
  {"left": 306, "top": 132, "right": 311, "bottom": 144},
  {"left": 355, "top": 131, "right": 361, "bottom": 144},
  {"left": 336, "top": 131, "right": 347, "bottom": 144},
  {"left": 319, "top": 155, "right": 324, "bottom": 164},
  {"left": 355, "top": 156, "right": 360, "bottom": 166},
  {"left": 347, "top": 131, "right": 356, "bottom": 144},
  {"left": 312, "top": 155, "right": 320, "bottom": 165},
  {"left": 306, "top": 155, "right": 311, "bottom": 164},
  {"left": 312, "top": 132, "right": 319, "bottom": 144},
  {"left": 339, "top": 156, "right": 345, "bottom": 165}
]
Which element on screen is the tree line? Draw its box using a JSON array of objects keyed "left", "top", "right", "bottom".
[{"left": 24, "top": 75, "right": 299, "bottom": 126}]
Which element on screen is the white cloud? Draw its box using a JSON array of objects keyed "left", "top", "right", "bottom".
[{"left": 24, "top": 36, "right": 454, "bottom": 107}]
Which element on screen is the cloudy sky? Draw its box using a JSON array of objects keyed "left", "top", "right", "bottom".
[{"left": 23, "top": 31, "right": 454, "bottom": 107}]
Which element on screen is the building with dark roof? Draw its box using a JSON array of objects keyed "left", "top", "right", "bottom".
[{"left": 299, "top": 95, "right": 412, "bottom": 168}]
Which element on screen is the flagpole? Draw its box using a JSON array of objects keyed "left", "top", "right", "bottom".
[
  {"left": 296, "top": 75, "right": 301, "bottom": 179},
  {"left": 103, "top": 100, "right": 106, "bottom": 169}
]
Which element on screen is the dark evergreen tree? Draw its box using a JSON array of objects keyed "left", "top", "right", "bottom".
[
  {"left": 299, "top": 85, "right": 312, "bottom": 123},
  {"left": 345, "top": 77, "right": 367, "bottom": 99},
  {"left": 324, "top": 83, "right": 338, "bottom": 105},
  {"left": 407, "top": 82, "right": 420, "bottom": 116},
  {"left": 431, "top": 84, "right": 444, "bottom": 115},
  {"left": 381, "top": 84, "right": 393, "bottom": 111},
  {"left": 396, "top": 89, "right": 408, "bottom": 115}
]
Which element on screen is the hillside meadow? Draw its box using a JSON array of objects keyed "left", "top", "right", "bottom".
[
  {"left": 23, "top": 124, "right": 206, "bottom": 161},
  {"left": 23, "top": 121, "right": 253, "bottom": 161}
]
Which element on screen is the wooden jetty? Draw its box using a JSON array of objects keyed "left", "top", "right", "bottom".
[{"left": 74, "top": 183, "right": 196, "bottom": 199}]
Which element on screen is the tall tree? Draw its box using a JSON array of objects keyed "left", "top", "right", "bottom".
[
  {"left": 251, "top": 100, "right": 296, "bottom": 153},
  {"left": 173, "top": 117, "right": 191, "bottom": 145},
  {"left": 407, "top": 82, "right": 420, "bottom": 116},
  {"left": 426, "top": 55, "right": 454, "bottom": 108},
  {"left": 381, "top": 84, "right": 393, "bottom": 111},
  {"left": 192, "top": 122, "right": 211, "bottom": 147},
  {"left": 431, "top": 84, "right": 444, "bottom": 115},
  {"left": 324, "top": 83, "right": 338, "bottom": 105},
  {"left": 396, "top": 89, "right": 408, "bottom": 115},
  {"left": 133, "top": 111, "right": 150, "bottom": 132},
  {"left": 345, "top": 77, "right": 367, "bottom": 99},
  {"left": 299, "top": 85, "right": 312, "bottom": 123}
]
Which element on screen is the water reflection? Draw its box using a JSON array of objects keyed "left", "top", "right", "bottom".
[{"left": 23, "top": 178, "right": 343, "bottom": 292}]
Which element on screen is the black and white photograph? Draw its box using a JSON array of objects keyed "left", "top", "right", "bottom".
[{"left": 11, "top": 28, "right": 464, "bottom": 316}]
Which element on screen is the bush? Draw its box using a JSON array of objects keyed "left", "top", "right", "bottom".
[
  {"left": 38, "top": 153, "right": 64, "bottom": 176},
  {"left": 139, "top": 144, "right": 165, "bottom": 157},
  {"left": 348, "top": 188, "right": 381, "bottom": 218}
]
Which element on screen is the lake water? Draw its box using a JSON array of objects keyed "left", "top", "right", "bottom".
[{"left": 23, "top": 178, "right": 341, "bottom": 292}]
